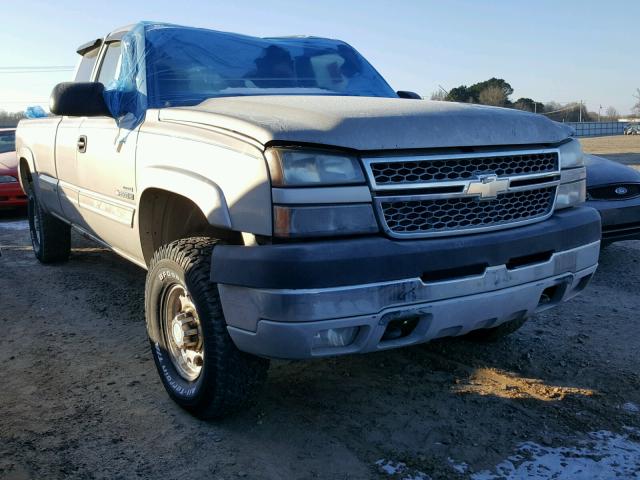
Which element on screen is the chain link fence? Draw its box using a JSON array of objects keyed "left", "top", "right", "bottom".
[{"left": 564, "top": 121, "right": 630, "bottom": 137}]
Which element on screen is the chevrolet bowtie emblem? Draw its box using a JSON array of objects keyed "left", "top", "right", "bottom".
[{"left": 466, "top": 174, "right": 509, "bottom": 199}]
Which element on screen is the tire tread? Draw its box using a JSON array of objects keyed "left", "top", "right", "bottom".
[{"left": 29, "top": 194, "right": 70, "bottom": 263}]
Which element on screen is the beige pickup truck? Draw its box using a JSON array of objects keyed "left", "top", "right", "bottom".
[{"left": 16, "top": 22, "right": 600, "bottom": 418}]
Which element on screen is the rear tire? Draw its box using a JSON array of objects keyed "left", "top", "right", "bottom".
[
  {"left": 27, "top": 190, "right": 70, "bottom": 263},
  {"left": 145, "top": 237, "right": 269, "bottom": 419},
  {"left": 464, "top": 316, "right": 529, "bottom": 342}
]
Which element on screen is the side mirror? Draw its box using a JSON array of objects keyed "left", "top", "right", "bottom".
[
  {"left": 50, "top": 82, "right": 111, "bottom": 117},
  {"left": 397, "top": 90, "right": 423, "bottom": 100}
]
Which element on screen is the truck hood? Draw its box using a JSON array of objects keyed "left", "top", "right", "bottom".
[
  {"left": 585, "top": 154, "right": 640, "bottom": 187},
  {"left": 159, "top": 96, "right": 573, "bottom": 151}
]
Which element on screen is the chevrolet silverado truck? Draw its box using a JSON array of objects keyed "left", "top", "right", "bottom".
[{"left": 16, "top": 23, "right": 600, "bottom": 418}]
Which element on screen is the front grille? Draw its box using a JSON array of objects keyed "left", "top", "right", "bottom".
[
  {"left": 369, "top": 152, "right": 558, "bottom": 187},
  {"left": 587, "top": 183, "right": 640, "bottom": 201},
  {"left": 379, "top": 186, "right": 556, "bottom": 236}
]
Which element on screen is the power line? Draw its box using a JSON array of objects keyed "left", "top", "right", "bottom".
[
  {"left": 0, "top": 65, "right": 74, "bottom": 70},
  {"left": 0, "top": 70, "right": 73, "bottom": 75},
  {"left": 540, "top": 104, "right": 581, "bottom": 116},
  {"left": 0, "top": 65, "right": 74, "bottom": 75}
]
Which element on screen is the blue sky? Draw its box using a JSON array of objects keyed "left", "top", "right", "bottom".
[{"left": 1, "top": 0, "right": 637, "bottom": 114}]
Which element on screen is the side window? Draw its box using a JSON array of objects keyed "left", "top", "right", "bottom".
[
  {"left": 74, "top": 47, "right": 100, "bottom": 82},
  {"left": 0, "top": 131, "right": 16, "bottom": 154},
  {"left": 97, "top": 42, "right": 123, "bottom": 86}
]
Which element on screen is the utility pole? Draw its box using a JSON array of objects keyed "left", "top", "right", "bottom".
[{"left": 579, "top": 100, "right": 583, "bottom": 123}]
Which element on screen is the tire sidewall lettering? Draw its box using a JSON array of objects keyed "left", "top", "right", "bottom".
[
  {"left": 154, "top": 342, "right": 198, "bottom": 398},
  {"left": 149, "top": 265, "right": 201, "bottom": 400}
]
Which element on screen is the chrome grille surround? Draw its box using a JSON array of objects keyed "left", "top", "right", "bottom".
[{"left": 363, "top": 149, "right": 561, "bottom": 238}]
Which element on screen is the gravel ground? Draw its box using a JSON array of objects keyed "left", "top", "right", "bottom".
[{"left": 1, "top": 137, "right": 640, "bottom": 479}]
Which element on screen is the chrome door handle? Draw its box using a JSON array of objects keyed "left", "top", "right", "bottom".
[{"left": 77, "top": 135, "right": 87, "bottom": 153}]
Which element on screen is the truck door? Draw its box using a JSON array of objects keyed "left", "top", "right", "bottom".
[
  {"left": 74, "top": 39, "right": 139, "bottom": 256},
  {"left": 56, "top": 41, "right": 101, "bottom": 223}
]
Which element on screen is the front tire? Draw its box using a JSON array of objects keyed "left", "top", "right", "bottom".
[
  {"left": 27, "top": 190, "right": 70, "bottom": 263},
  {"left": 145, "top": 237, "right": 269, "bottom": 419}
]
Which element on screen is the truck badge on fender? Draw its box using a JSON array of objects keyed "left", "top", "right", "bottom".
[{"left": 116, "top": 187, "right": 135, "bottom": 201}]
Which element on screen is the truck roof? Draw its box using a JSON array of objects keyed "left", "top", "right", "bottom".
[{"left": 76, "top": 23, "right": 343, "bottom": 55}]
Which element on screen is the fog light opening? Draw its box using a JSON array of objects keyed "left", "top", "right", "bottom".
[
  {"left": 312, "top": 326, "right": 360, "bottom": 349},
  {"left": 381, "top": 316, "right": 420, "bottom": 342},
  {"left": 538, "top": 284, "right": 563, "bottom": 307}
]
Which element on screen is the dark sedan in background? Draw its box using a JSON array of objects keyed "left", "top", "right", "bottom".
[
  {"left": 586, "top": 153, "right": 640, "bottom": 245},
  {"left": 0, "top": 128, "right": 27, "bottom": 209}
]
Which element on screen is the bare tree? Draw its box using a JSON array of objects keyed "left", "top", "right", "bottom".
[
  {"left": 0, "top": 110, "right": 26, "bottom": 127},
  {"left": 633, "top": 89, "right": 640, "bottom": 116},
  {"left": 478, "top": 86, "right": 507, "bottom": 107},
  {"left": 430, "top": 90, "right": 447, "bottom": 101},
  {"left": 605, "top": 106, "right": 619, "bottom": 121}
]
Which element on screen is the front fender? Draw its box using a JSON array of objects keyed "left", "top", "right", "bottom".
[{"left": 138, "top": 166, "right": 232, "bottom": 229}]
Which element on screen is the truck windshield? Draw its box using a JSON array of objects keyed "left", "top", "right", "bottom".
[{"left": 144, "top": 26, "right": 398, "bottom": 108}]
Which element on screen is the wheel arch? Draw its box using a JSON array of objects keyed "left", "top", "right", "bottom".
[
  {"left": 139, "top": 166, "right": 232, "bottom": 226},
  {"left": 17, "top": 147, "right": 36, "bottom": 194},
  {"left": 137, "top": 186, "right": 241, "bottom": 265}
]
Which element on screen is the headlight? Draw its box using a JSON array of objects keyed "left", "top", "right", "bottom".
[
  {"left": 0, "top": 175, "right": 18, "bottom": 183},
  {"left": 267, "top": 148, "right": 365, "bottom": 186},
  {"left": 555, "top": 140, "right": 586, "bottom": 209},
  {"left": 558, "top": 139, "right": 584, "bottom": 168}
]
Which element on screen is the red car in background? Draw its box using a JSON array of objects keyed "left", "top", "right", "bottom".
[{"left": 0, "top": 128, "right": 27, "bottom": 208}]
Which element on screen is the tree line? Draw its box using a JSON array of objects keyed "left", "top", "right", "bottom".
[
  {"left": 431, "top": 78, "right": 631, "bottom": 123},
  {"left": 0, "top": 110, "right": 26, "bottom": 127}
]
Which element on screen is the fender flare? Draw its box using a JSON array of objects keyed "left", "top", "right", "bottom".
[{"left": 138, "top": 166, "right": 233, "bottom": 230}]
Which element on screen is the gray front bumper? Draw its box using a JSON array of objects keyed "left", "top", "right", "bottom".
[{"left": 219, "top": 241, "right": 599, "bottom": 359}]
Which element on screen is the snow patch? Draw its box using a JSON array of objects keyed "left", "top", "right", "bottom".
[
  {"left": 375, "top": 459, "right": 431, "bottom": 480},
  {"left": 447, "top": 457, "right": 469, "bottom": 474},
  {"left": 622, "top": 402, "right": 639, "bottom": 413},
  {"left": 471, "top": 430, "right": 640, "bottom": 479},
  {"left": 0, "top": 220, "right": 28, "bottom": 231}
]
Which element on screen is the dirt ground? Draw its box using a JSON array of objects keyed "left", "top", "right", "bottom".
[
  {"left": 1, "top": 136, "right": 640, "bottom": 479},
  {"left": 580, "top": 135, "right": 640, "bottom": 166}
]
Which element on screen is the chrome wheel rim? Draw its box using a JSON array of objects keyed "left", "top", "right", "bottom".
[{"left": 161, "top": 284, "right": 204, "bottom": 381}]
